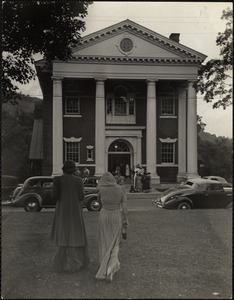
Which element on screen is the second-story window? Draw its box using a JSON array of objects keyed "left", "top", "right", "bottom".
[
  {"left": 64, "top": 137, "right": 82, "bottom": 163},
  {"left": 160, "top": 86, "right": 177, "bottom": 116},
  {"left": 65, "top": 96, "right": 80, "bottom": 114}
]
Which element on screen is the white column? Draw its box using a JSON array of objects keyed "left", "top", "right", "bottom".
[
  {"left": 52, "top": 77, "right": 63, "bottom": 175},
  {"left": 187, "top": 81, "right": 199, "bottom": 178},
  {"left": 146, "top": 80, "right": 160, "bottom": 184},
  {"left": 136, "top": 136, "right": 142, "bottom": 166},
  {"left": 177, "top": 88, "right": 187, "bottom": 182},
  {"left": 95, "top": 79, "right": 106, "bottom": 176}
]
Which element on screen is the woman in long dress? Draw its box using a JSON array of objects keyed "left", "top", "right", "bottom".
[
  {"left": 95, "top": 172, "right": 128, "bottom": 282},
  {"left": 50, "top": 160, "right": 90, "bottom": 273}
]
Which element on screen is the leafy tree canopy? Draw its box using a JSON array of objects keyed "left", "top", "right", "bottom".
[
  {"left": 195, "top": 7, "right": 233, "bottom": 109},
  {"left": 2, "top": 0, "right": 93, "bottom": 104}
]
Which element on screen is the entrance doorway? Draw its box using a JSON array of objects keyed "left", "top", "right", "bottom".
[
  {"left": 108, "top": 140, "right": 131, "bottom": 176},
  {"left": 108, "top": 154, "right": 130, "bottom": 176}
]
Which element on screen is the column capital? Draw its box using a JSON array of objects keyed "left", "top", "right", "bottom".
[
  {"left": 52, "top": 76, "right": 64, "bottom": 82},
  {"left": 146, "top": 78, "right": 159, "bottom": 84},
  {"left": 187, "top": 80, "right": 196, "bottom": 86},
  {"left": 95, "top": 77, "right": 106, "bottom": 82}
]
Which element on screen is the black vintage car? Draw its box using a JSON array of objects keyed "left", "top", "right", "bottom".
[
  {"left": 153, "top": 178, "right": 232, "bottom": 209},
  {"left": 8, "top": 176, "right": 101, "bottom": 212}
]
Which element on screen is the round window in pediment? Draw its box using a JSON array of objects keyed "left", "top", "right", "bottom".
[{"left": 118, "top": 37, "right": 134, "bottom": 54}]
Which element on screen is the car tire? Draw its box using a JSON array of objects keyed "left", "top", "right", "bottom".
[
  {"left": 177, "top": 201, "right": 192, "bottom": 210},
  {"left": 24, "top": 198, "right": 42, "bottom": 212},
  {"left": 86, "top": 197, "right": 101, "bottom": 211}
]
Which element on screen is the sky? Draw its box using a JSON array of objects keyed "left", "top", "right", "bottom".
[{"left": 17, "top": 1, "right": 233, "bottom": 138}]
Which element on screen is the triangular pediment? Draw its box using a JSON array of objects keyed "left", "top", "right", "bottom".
[{"left": 72, "top": 19, "right": 206, "bottom": 63}]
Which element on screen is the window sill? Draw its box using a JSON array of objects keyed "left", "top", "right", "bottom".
[
  {"left": 159, "top": 116, "right": 177, "bottom": 119},
  {"left": 64, "top": 114, "right": 82, "bottom": 118},
  {"left": 106, "top": 115, "right": 136, "bottom": 124},
  {"left": 157, "top": 164, "right": 178, "bottom": 167}
]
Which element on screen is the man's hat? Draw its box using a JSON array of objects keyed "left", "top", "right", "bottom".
[{"left": 62, "top": 160, "right": 76, "bottom": 173}]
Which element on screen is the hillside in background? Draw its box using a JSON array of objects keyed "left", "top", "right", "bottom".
[
  {"left": 198, "top": 130, "right": 232, "bottom": 143},
  {"left": 2, "top": 93, "right": 42, "bottom": 116}
]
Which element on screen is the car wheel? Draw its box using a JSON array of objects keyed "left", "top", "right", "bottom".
[
  {"left": 86, "top": 197, "right": 101, "bottom": 211},
  {"left": 24, "top": 198, "right": 42, "bottom": 212},
  {"left": 177, "top": 202, "right": 192, "bottom": 210}
]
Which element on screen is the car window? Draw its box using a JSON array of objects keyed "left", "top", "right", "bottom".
[
  {"left": 207, "top": 184, "right": 223, "bottom": 191},
  {"left": 27, "top": 180, "right": 41, "bottom": 187},
  {"left": 42, "top": 181, "right": 53, "bottom": 188},
  {"left": 185, "top": 181, "right": 193, "bottom": 186}
]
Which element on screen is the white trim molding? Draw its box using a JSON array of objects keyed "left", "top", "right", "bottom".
[
  {"left": 63, "top": 137, "right": 83, "bottom": 143},
  {"left": 159, "top": 138, "right": 177, "bottom": 143}
]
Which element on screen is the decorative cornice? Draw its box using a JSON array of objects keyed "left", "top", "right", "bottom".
[{"left": 70, "top": 56, "right": 203, "bottom": 64}]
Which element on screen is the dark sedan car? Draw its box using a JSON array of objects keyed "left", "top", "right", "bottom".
[
  {"left": 153, "top": 178, "right": 232, "bottom": 209},
  {"left": 8, "top": 176, "right": 101, "bottom": 212},
  {"left": 82, "top": 176, "right": 100, "bottom": 187}
]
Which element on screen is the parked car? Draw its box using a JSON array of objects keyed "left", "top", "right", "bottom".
[
  {"left": 202, "top": 176, "right": 232, "bottom": 193},
  {"left": 82, "top": 176, "right": 100, "bottom": 188},
  {"left": 7, "top": 176, "right": 101, "bottom": 212},
  {"left": 1, "top": 175, "right": 21, "bottom": 201},
  {"left": 153, "top": 178, "right": 232, "bottom": 210}
]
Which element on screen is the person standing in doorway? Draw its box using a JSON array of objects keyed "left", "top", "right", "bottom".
[
  {"left": 95, "top": 172, "right": 128, "bottom": 283},
  {"left": 134, "top": 164, "right": 140, "bottom": 191},
  {"left": 50, "top": 160, "right": 90, "bottom": 273},
  {"left": 114, "top": 168, "right": 125, "bottom": 186},
  {"left": 125, "top": 164, "right": 130, "bottom": 179}
]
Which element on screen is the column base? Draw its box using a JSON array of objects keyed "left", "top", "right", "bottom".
[
  {"left": 52, "top": 171, "right": 62, "bottom": 176},
  {"left": 94, "top": 173, "right": 105, "bottom": 177},
  {"left": 177, "top": 173, "right": 187, "bottom": 183},
  {"left": 150, "top": 174, "right": 160, "bottom": 188},
  {"left": 187, "top": 173, "right": 200, "bottom": 179}
]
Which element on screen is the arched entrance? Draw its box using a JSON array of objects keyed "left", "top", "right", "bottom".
[{"left": 108, "top": 139, "right": 131, "bottom": 176}]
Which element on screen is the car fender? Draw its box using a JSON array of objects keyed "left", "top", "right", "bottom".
[
  {"left": 84, "top": 193, "right": 98, "bottom": 202},
  {"left": 13, "top": 193, "right": 43, "bottom": 206},
  {"left": 83, "top": 193, "right": 100, "bottom": 207},
  {"left": 165, "top": 196, "right": 193, "bottom": 208},
  {"left": 177, "top": 196, "right": 193, "bottom": 206}
]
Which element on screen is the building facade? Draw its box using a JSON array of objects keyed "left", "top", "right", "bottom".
[{"left": 35, "top": 19, "right": 207, "bottom": 184}]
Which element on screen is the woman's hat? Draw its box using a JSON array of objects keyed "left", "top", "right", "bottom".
[{"left": 62, "top": 160, "right": 76, "bottom": 172}]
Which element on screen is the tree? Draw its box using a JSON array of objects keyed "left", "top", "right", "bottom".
[
  {"left": 2, "top": 0, "right": 93, "bottom": 104},
  {"left": 2, "top": 109, "right": 34, "bottom": 181},
  {"left": 195, "top": 7, "right": 233, "bottom": 109},
  {"left": 197, "top": 115, "right": 206, "bottom": 133},
  {"left": 198, "top": 136, "right": 232, "bottom": 181}
]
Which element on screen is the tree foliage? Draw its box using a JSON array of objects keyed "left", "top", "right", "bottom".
[
  {"left": 197, "top": 115, "right": 206, "bottom": 133},
  {"left": 198, "top": 136, "right": 233, "bottom": 181},
  {"left": 2, "top": 0, "right": 93, "bottom": 104},
  {"left": 2, "top": 109, "right": 34, "bottom": 181},
  {"left": 195, "top": 7, "right": 233, "bottom": 109}
]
